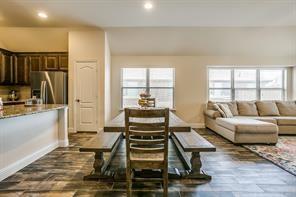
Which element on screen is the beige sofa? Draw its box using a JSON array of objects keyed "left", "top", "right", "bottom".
[{"left": 204, "top": 101, "right": 296, "bottom": 144}]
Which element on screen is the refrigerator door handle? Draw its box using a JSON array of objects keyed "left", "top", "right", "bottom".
[
  {"left": 40, "top": 81, "right": 46, "bottom": 104},
  {"left": 44, "top": 72, "right": 56, "bottom": 104}
]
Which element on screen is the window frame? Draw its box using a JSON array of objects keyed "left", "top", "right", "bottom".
[
  {"left": 208, "top": 67, "right": 287, "bottom": 101},
  {"left": 121, "top": 68, "right": 175, "bottom": 108}
]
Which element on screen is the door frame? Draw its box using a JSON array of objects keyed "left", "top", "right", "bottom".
[{"left": 73, "top": 60, "right": 99, "bottom": 132}]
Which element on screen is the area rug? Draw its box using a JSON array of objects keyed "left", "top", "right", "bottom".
[{"left": 243, "top": 136, "right": 296, "bottom": 176}]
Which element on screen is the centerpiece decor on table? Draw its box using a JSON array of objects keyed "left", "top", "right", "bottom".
[{"left": 138, "top": 91, "right": 156, "bottom": 108}]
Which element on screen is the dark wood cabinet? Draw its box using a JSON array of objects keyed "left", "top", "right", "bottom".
[
  {"left": 14, "top": 55, "right": 30, "bottom": 85},
  {"left": 29, "top": 55, "right": 42, "bottom": 72},
  {"left": 43, "top": 55, "right": 59, "bottom": 71},
  {"left": 59, "top": 54, "right": 68, "bottom": 71},
  {"left": 0, "top": 49, "right": 68, "bottom": 86},
  {"left": 0, "top": 51, "right": 14, "bottom": 85}
]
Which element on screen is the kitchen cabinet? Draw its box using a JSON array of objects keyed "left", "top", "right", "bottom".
[
  {"left": 29, "top": 55, "right": 42, "bottom": 71},
  {"left": 59, "top": 54, "right": 68, "bottom": 71},
  {"left": 0, "top": 48, "right": 69, "bottom": 86},
  {"left": 0, "top": 51, "right": 14, "bottom": 85},
  {"left": 14, "top": 55, "right": 30, "bottom": 85},
  {"left": 43, "top": 55, "right": 59, "bottom": 71}
]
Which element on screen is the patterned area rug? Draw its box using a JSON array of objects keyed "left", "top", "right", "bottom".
[{"left": 244, "top": 136, "right": 296, "bottom": 176}]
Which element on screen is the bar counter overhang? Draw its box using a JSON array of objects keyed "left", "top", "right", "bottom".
[{"left": 0, "top": 104, "right": 68, "bottom": 181}]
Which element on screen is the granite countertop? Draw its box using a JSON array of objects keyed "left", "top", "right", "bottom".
[{"left": 0, "top": 104, "right": 68, "bottom": 119}]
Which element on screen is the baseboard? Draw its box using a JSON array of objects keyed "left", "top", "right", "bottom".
[
  {"left": 59, "top": 139, "right": 69, "bottom": 147},
  {"left": 68, "top": 127, "right": 75, "bottom": 133},
  {"left": 189, "top": 123, "right": 205, "bottom": 129},
  {"left": 0, "top": 142, "right": 59, "bottom": 181}
]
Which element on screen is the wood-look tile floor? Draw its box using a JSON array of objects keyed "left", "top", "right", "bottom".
[{"left": 1, "top": 129, "right": 296, "bottom": 197}]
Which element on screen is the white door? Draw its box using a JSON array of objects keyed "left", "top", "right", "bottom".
[{"left": 75, "top": 61, "right": 98, "bottom": 131}]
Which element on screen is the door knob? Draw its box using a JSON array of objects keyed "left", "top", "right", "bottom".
[{"left": 76, "top": 99, "right": 80, "bottom": 103}]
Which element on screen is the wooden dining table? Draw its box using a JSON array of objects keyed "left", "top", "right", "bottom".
[{"left": 80, "top": 111, "right": 216, "bottom": 180}]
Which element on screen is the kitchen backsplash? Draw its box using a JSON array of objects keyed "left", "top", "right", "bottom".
[{"left": 0, "top": 86, "right": 31, "bottom": 101}]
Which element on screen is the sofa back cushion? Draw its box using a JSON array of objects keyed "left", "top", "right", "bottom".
[
  {"left": 237, "top": 101, "right": 259, "bottom": 116},
  {"left": 276, "top": 101, "right": 296, "bottom": 116},
  {"left": 256, "top": 101, "right": 280, "bottom": 116}
]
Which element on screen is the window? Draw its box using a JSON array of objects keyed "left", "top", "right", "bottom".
[
  {"left": 208, "top": 67, "right": 287, "bottom": 101},
  {"left": 121, "top": 68, "right": 175, "bottom": 108}
]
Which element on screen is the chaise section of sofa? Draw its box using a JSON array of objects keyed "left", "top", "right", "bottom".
[{"left": 204, "top": 100, "right": 296, "bottom": 144}]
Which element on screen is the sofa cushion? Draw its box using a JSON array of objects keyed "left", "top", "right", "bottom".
[
  {"left": 207, "top": 101, "right": 217, "bottom": 111},
  {"left": 256, "top": 101, "right": 280, "bottom": 116},
  {"left": 237, "top": 101, "right": 259, "bottom": 116},
  {"left": 225, "top": 101, "right": 239, "bottom": 116},
  {"left": 216, "top": 118, "right": 278, "bottom": 134},
  {"left": 276, "top": 101, "right": 296, "bottom": 116},
  {"left": 204, "top": 109, "right": 222, "bottom": 119},
  {"left": 275, "top": 117, "right": 296, "bottom": 126},
  {"left": 218, "top": 104, "right": 233, "bottom": 118},
  {"left": 235, "top": 116, "right": 277, "bottom": 124}
]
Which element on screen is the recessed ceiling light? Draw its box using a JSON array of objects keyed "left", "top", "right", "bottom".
[
  {"left": 144, "top": 2, "right": 153, "bottom": 10},
  {"left": 38, "top": 12, "right": 48, "bottom": 19}
]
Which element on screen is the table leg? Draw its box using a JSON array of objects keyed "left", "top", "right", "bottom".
[
  {"left": 185, "top": 152, "right": 211, "bottom": 180},
  {"left": 83, "top": 152, "right": 114, "bottom": 180}
]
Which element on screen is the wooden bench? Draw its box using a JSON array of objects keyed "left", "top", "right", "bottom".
[
  {"left": 104, "top": 111, "right": 191, "bottom": 132},
  {"left": 171, "top": 130, "right": 216, "bottom": 179},
  {"left": 79, "top": 132, "right": 123, "bottom": 180}
]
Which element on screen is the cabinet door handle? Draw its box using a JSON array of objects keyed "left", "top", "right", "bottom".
[{"left": 75, "top": 99, "right": 80, "bottom": 103}]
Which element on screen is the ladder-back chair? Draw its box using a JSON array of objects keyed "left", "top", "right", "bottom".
[{"left": 124, "top": 108, "right": 169, "bottom": 196}]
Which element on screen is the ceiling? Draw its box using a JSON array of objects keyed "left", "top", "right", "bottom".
[
  {"left": 0, "top": 1, "right": 295, "bottom": 56},
  {"left": 0, "top": 0, "right": 295, "bottom": 27}
]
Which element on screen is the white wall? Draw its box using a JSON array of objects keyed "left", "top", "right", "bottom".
[
  {"left": 0, "top": 27, "right": 68, "bottom": 52},
  {"left": 111, "top": 56, "right": 296, "bottom": 126},
  {"left": 68, "top": 30, "right": 106, "bottom": 131}
]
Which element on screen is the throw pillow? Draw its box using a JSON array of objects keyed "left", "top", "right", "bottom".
[
  {"left": 219, "top": 104, "right": 234, "bottom": 118},
  {"left": 213, "top": 103, "right": 226, "bottom": 117},
  {"left": 226, "top": 101, "right": 239, "bottom": 116}
]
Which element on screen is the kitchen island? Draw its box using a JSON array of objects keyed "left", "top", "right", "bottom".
[{"left": 0, "top": 104, "right": 68, "bottom": 181}]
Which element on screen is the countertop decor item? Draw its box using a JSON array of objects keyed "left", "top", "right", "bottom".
[
  {"left": 7, "top": 90, "right": 19, "bottom": 101},
  {"left": 24, "top": 96, "right": 43, "bottom": 107},
  {"left": 138, "top": 91, "right": 155, "bottom": 108}
]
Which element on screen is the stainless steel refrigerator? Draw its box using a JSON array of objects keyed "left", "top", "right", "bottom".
[{"left": 30, "top": 71, "right": 68, "bottom": 104}]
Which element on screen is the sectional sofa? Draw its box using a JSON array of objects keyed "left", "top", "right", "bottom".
[{"left": 204, "top": 101, "right": 296, "bottom": 144}]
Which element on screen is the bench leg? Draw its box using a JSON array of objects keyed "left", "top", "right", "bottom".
[
  {"left": 185, "top": 152, "right": 211, "bottom": 180},
  {"left": 83, "top": 152, "right": 114, "bottom": 180}
]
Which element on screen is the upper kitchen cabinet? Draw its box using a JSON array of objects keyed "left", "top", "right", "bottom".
[
  {"left": 29, "top": 55, "right": 43, "bottom": 71},
  {"left": 14, "top": 55, "right": 30, "bottom": 85},
  {"left": 0, "top": 50, "right": 14, "bottom": 85},
  {"left": 0, "top": 48, "right": 68, "bottom": 86},
  {"left": 42, "top": 53, "right": 68, "bottom": 71},
  {"left": 43, "top": 54, "right": 59, "bottom": 71},
  {"left": 59, "top": 54, "right": 68, "bottom": 71}
]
